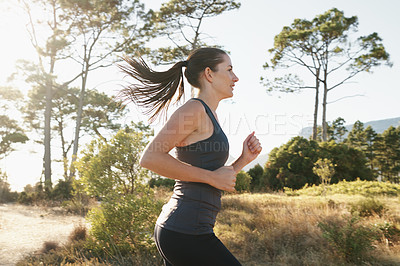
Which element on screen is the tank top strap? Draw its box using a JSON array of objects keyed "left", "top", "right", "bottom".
[{"left": 191, "top": 98, "right": 219, "bottom": 128}]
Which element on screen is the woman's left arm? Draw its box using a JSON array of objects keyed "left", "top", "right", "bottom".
[{"left": 231, "top": 131, "right": 262, "bottom": 174}]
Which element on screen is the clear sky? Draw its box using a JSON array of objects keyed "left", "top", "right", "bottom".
[{"left": 1, "top": 0, "right": 399, "bottom": 191}]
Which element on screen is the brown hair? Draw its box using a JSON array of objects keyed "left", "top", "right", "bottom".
[{"left": 118, "top": 47, "right": 227, "bottom": 122}]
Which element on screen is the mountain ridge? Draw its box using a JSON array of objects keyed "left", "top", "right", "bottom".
[{"left": 299, "top": 116, "right": 400, "bottom": 138}]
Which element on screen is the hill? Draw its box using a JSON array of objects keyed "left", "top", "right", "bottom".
[
  {"left": 226, "top": 153, "right": 268, "bottom": 171},
  {"left": 299, "top": 116, "right": 400, "bottom": 138}
]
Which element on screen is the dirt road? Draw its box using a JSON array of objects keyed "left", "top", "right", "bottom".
[{"left": 0, "top": 203, "right": 86, "bottom": 266}]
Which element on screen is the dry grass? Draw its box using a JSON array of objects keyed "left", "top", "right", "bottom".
[{"left": 215, "top": 193, "right": 400, "bottom": 266}]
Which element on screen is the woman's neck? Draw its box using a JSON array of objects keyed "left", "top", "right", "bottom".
[{"left": 196, "top": 91, "right": 220, "bottom": 111}]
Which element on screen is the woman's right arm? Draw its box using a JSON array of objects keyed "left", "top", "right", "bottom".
[{"left": 139, "top": 100, "right": 236, "bottom": 192}]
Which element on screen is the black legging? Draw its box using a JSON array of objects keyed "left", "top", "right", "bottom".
[{"left": 154, "top": 225, "right": 242, "bottom": 266}]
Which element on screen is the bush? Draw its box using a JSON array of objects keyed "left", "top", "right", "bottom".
[
  {"left": 68, "top": 225, "right": 87, "bottom": 243},
  {"left": 374, "top": 222, "right": 400, "bottom": 245},
  {"left": 318, "top": 216, "right": 377, "bottom": 263},
  {"left": 350, "top": 198, "right": 386, "bottom": 217},
  {"left": 149, "top": 177, "right": 175, "bottom": 190},
  {"left": 51, "top": 180, "right": 73, "bottom": 201},
  {"left": 235, "top": 171, "right": 251, "bottom": 192},
  {"left": 86, "top": 187, "right": 163, "bottom": 256},
  {"left": 288, "top": 179, "right": 400, "bottom": 197},
  {"left": 0, "top": 172, "right": 18, "bottom": 203}
]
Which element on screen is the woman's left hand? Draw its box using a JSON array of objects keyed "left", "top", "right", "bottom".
[{"left": 241, "top": 131, "right": 262, "bottom": 164}]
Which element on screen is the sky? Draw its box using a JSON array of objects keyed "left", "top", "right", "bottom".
[{"left": 0, "top": 0, "right": 399, "bottom": 191}]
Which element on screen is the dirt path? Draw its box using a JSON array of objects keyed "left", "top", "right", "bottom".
[{"left": 0, "top": 203, "right": 86, "bottom": 266}]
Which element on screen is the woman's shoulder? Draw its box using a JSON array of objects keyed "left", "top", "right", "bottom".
[{"left": 174, "top": 98, "right": 206, "bottom": 116}]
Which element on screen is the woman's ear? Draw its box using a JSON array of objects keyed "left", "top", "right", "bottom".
[{"left": 204, "top": 67, "right": 213, "bottom": 83}]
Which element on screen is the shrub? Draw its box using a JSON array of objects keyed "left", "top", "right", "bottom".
[
  {"left": 41, "top": 241, "right": 59, "bottom": 254},
  {"left": 86, "top": 187, "right": 163, "bottom": 256},
  {"left": 17, "top": 191, "right": 33, "bottom": 205},
  {"left": 51, "top": 180, "right": 73, "bottom": 201},
  {"left": 235, "top": 171, "right": 251, "bottom": 192},
  {"left": 68, "top": 225, "right": 87, "bottom": 243},
  {"left": 374, "top": 222, "right": 400, "bottom": 245},
  {"left": 149, "top": 177, "right": 175, "bottom": 190},
  {"left": 0, "top": 172, "right": 18, "bottom": 203},
  {"left": 318, "top": 216, "right": 377, "bottom": 263},
  {"left": 350, "top": 198, "right": 386, "bottom": 217}
]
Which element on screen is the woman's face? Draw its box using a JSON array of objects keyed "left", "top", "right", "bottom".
[{"left": 211, "top": 54, "right": 239, "bottom": 99}]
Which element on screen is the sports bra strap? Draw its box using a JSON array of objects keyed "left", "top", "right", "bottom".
[{"left": 191, "top": 98, "right": 219, "bottom": 128}]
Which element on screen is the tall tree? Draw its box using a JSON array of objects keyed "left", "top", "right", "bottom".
[
  {"left": 346, "top": 120, "right": 366, "bottom": 151},
  {"left": 262, "top": 8, "right": 392, "bottom": 141},
  {"left": 375, "top": 126, "right": 400, "bottom": 183},
  {"left": 58, "top": 0, "right": 148, "bottom": 178},
  {"left": 148, "top": 0, "right": 241, "bottom": 96},
  {"left": 18, "top": 0, "right": 71, "bottom": 188},
  {"left": 328, "top": 117, "right": 348, "bottom": 142},
  {"left": 363, "top": 125, "right": 378, "bottom": 173},
  {"left": 24, "top": 85, "right": 125, "bottom": 179}
]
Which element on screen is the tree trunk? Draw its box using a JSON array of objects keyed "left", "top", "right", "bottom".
[
  {"left": 69, "top": 65, "right": 89, "bottom": 178},
  {"left": 322, "top": 80, "right": 328, "bottom": 142},
  {"left": 44, "top": 79, "right": 52, "bottom": 189},
  {"left": 312, "top": 69, "right": 320, "bottom": 140}
]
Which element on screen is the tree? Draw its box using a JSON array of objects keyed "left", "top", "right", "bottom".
[
  {"left": 0, "top": 86, "right": 28, "bottom": 159},
  {"left": 363, "top": 125, "right": 378, "bottom": 172},
  {"left": 58, "top": 0, "right": 148, "bottom": 178},
  {"left": 264, "top": 137, "right": 320, "bottom": 190},
  {"left": 346, "top": 120, "right": 366, "bottom": 150},
  {"left": 148, "top": 0, "right": 241, "bottom": 96},
  {"left": 374, "top": 126, "right": 400, "bottom": 183},
  {"left": 75, "top": 123, "right": 161, "bottom": 258},
  {"left": 76, "top": 122, "right": 153, "bottom": 198},
  {"left": 247, "top": 163, "right": 264, "bottom": 191},
  {"left": 263, "top": 136, "right": 373, "bottom": 190},
  {"left": 328, "top": 117, "right": 348, "bottom": 142},
  {"left": 24, "top": 85, "right": 125, "bottom": 179},
  {"left": 18, "top": 0, "right": 71, "bottom": 189},
  {"left": 313, "top": 158, "right": 335, "bottom": 195},
  {"left": 235, "top": 171, "right": 251, "bottom": 192},
  {"left": 262, "top": 8, "right": 392, "bottom": 141}
]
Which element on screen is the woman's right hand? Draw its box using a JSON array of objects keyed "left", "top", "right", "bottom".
[{"left": 211, "top": 166, "right": 236, "bottom": 192}]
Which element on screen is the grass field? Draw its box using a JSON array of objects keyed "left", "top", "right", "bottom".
[
  {"left": 15, "top": 180, "right": 400, "bottom": 265},
  {"left": 216, "top": 191, "right": 400, "bottom": 265}
]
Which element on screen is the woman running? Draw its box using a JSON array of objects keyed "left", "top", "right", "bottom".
[{"left": 119, "top": 47, "right": 262, "bottom": 266}]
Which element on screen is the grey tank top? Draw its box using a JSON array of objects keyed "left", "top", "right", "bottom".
[{"left": 156, "top": 98, "right": 230, "bottom": 235}]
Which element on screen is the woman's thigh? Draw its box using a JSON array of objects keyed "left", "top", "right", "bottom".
[{"left": 154, "top": 225, "right": 241, "bottom": 266}]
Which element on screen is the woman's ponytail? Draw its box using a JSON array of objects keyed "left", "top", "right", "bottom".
[
  {"left": 118, "top": 48, "right": 226, "bottom": 122},
  {"left": 118, "top": 57, "right": 187, "bottom": 122}
]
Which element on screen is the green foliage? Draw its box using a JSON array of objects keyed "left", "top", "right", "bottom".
[
  {"left": 264, "top": 136, "right": 373, "bottom": 190},
  {"left": 149, "top": 177, "right": 175, "bottom": 190},
  {"left": 74, "top": 124, "right": 163, "bottom": 258},
  {"left": 313, "top": 158, "right": 335, "bottom": 185},
  {"left": 50, "top": 179, "right": 74, "bottom": 201},
  {"left": 148, "top": 0, "right": 241, "bottom": 64},
  {"left": 374, "top": 221, "right": 400, "bottom": 246},
  {"left": 288, "top": 179, "right": 400, "bottom": 197},
  {"left": 374, "top": 126, "right": 400, "bottom": 182},
  {"left": 350, "top": 198, "right": 386, "bottom": 217},
  {"left": 319, "top": 141, "right": 373, "bottom": 183},
  {"left": 327, "top": 117, "right": 347, "bottom": 142},
  {"left": 0, "top": 171, "right": 18, "bottom": 203},
  {"left": 247, "top": 164, "right": 265, "bottom": 191},
  {"left": 264, "top": 137, "right": 320, "bottom": 190},
  {"left": 262, "top": 8, "right": 391, "bottom": 141},
  {"left": 318, "top": 216, "right": 377, "bottom": 263},
  {"left": 87, "top": 187, "right": 163, "bottom": 257},
  {"left": 76, "top": 123, "right": 152, "bottom": 198},
  {"left": 235, "top": 171, "right": 251, "bottom": 192},
  {"left": 0, "top": 86, "right": 28, "bottom": 158}
]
